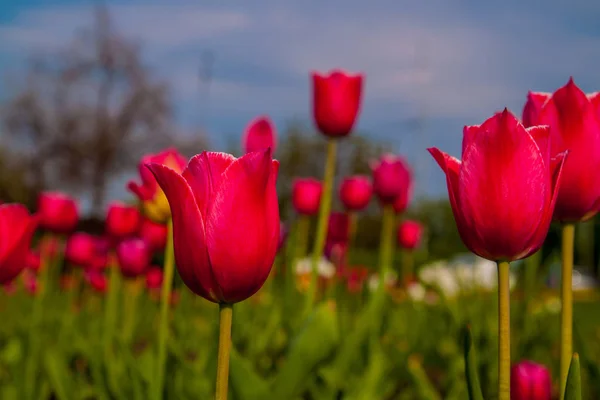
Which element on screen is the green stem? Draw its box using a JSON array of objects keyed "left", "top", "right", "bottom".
[
  {"left": 154, "top": 218, "right": 175, "bottom": 400},
  {"left": 497, "top": 260, "right": 511, "bottom": 400},
  {"left": 215, "top": 303, "right": 233, "bottom": 400},
  {"left": 122, "top": 279, "right": 140, "bottom": 343},
  {"left": 290, "top": 216, "right": 310, "bottom": 283},
  {"left": 347, "top": 211, "right": 357, "bottom": 268},
  {"left": 305, "top": 139, "right": 337, "bottom": 311},
  {"left": 402, "top": 250, "right": 414, "bottom": 286},
  {"left": 523, "top": 250, "right": 541, "bottom": 337},
  {"left": 378, "top": 205, "right": 395, "bottom": 294},
  {"left": 560, "top": 223, "right": 575, "bottom": 400},
  {"left": 103, "top": 253, "right": 121, "bottom": 359}
]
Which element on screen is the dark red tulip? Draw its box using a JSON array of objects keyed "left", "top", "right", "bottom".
[
  {"left": 65, "top": 232, "right": 97, "bottom": 267},
  {"left": 139, "top": 218, "right": 168, "bottom": 252},
  {"left": 88, "top": 236, "right": 110, "bottom": 270},
  {"left": 327, "top": 212, "right": 350, "bottom": 245},
  {"left": 105, "top": 202, "right": 141, "bottom": 239},
  {"left": 292, "top": 178, "right": 322, "bottom": 216},
  {"left": 243, "top": 116, "right": 277, "bottom": 154},
  {"left": 128, "top": 148, "right": 187, "bottom": 223},
  {"left": 511, "top": 361, "right": 552, "bottom": 400},
  {"left": 85, "top": 270, "right": 107, "bottom": 293},
  {"left": 522, "top": 92, "right": 551, "bottom": 128},
  {"left": 346, "top": 267, "right": 369, "bottom": 294},
  {"left": 0, "top": 204, "right": 38, "bottom": 284},
  {"left": 392, "top": 188, "right": 410, "bottom": 214},
  {"left": 312, "top": 70, "right": 363, "bottom": 137},
  {"left": 429, "top": 109, "right": 566, "bottom": 261},
  {"left": 145, "top": 266, "right": 163, "bottom": 290},
  {"left": 397, "top": 220, "right": 423, "bottom": 250},
  {"left": 147, "top": 149, "right": 280, "bottom": 304},
  {"left": 116, "top": 238, "right": 151, "bottom": 278},
  {"left": 37, "top": 191, "right": 78, "bottom": 233},
  {"left": 532, "top": 78, "right": 600, "bottom": 222},
  {"left": 371, "top": 154, "right": 412, "bottom": 204},
  {"left": 26, "top": 250, "right": 41, "bottom": 273},
  {"left": 339, "top": 175, "right": 372, "bottom": 211}
]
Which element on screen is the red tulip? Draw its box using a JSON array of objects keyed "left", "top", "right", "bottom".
[
  {"left": 85, "top": 270, "right": 107, "bottom": 293},
  {"left": 292, "top": 178, "right": 322, "bottom": 215},
  {"left": 147, "top": 149, "right": 280, "bottom": 303},
  {"left": 522, "top": 92, "right": 551, "bottom": 128},
  {"left": 146, "top": 266, "right": 163, "bottom": 290},
  {"left": 116, "top": 238, "right": 151, "bottom": 278},
  {"left": 312, "top": 70, "right": 363, "bottom": 137},
  {"left": 346, "top": 267, "right": 369, "bottom": 293},
  {"left": 511, "top": 361, "right": 552, "bottom": 400},
  {"left": 429, "top": 109, "right": 566, "bottom": 261},
  {"left": 65, "top": 232, "right": 97, "bottom": 267},
  {"left": 371, "top": 154, "right": 412, "bottom": 204},
  {"left": 88, "top": 236, "right": 110, "bottom": 270},
  {"left": 327, "top": 212, "right": 350, "bottom": 245},
  {"left": 339, "top": 175, "right": 372, "bottom": 211},
  {"left": 128, "top": 148, "right": 187, "bottom": 223},
  {"left": 38, "top": 191, "right": 78, "bottom": 233},
  {"left": 139, "top": 218, "right": 168, "bottom": 252},
  {"left": 105, "top": 202, "right": 141, "bottom": 239},
  {"left": 0, "top": 204, "right": 38, "bottom": 284},
  {"left": 243, "top": 116, "right": 277, "bottom": 154},
  {"left": 397, "top": 220, "right": 423, "bottom": 250},
  {"left": 26, "top": 250, "right": 41, "bottom": 273},
  {"left": 24, "top": 272, "right": 38, "bottom": 295},
  {"left": 392, "top": 189, "right": 410, "bottom": 214},
  {"left": 531, "top": 78, "right": 600, "bottom": 222}
]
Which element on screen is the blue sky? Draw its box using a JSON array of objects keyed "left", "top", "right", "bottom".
[{"left": 2, "top": 0, "right": 600, "bottom": 205}]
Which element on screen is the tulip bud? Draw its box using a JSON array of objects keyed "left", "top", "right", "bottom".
[
  {"left": 243, "top": 116, "right": 277, "bottom": 154},
  {"left": 522, "top": 91, "right": 551, "bottom": 128},
  {"left": 511, "top": 361, "right": 552, "bottom": 400},
  {"left": 371, "top": 154, "right": 412, "bottom": 204},
  {"left": 139, "top": 218, "right": 168, "bottom": 252},
  {"left": 128, "top": 148, "right": 187, "bottom": 223},
  {"left": 146, "top": 266, "right": 163, "bottom": 290},
  {"left": 397, "top": 220, "right": 423, "bottom": 250},
  {"left": 26, "top": 251, "right": 41, "bottom": 273},
  {"left": 339, "top": 175, "right": 372, "bottom": 211},
  {"left": 312, "top": 70, "right": 363, "bottom": 137},
  {"left": 116, "top": 238, "right": 151, "bottom": 278},
  {"left": 85, "top": 270, "right": 107, "bottom": 293},
  {"left": 292, "top": 178, "right": 322, "bottom": 216},
  {"left": 65, "top": 232, "right": 97, "bottom": 267},
  {"left": 148, "top": 149, "right": 280, "bottom": 303},
  {"left": 38, "top": 191, "right": 78, "bottom": 233},
  {"left": 105, "top": 202, "right": 141, "bottom": 239},
  {"left": 0, "top": 204, "right": 39, "bottom": 284}
]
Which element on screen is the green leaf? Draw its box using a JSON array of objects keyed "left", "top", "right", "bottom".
[
  {"left": 229, "top": 346, "right": 270, "bottom": 400},
  {"left": 407, "top": 355, "right": 441, "bottom": 400},
  {"left": 463, "top": 325, "right": 484, "bottom": 400},
  {"left": 564, "top": 353, "right": 581, "bottom": 400},
  {"left": 43, "top": 350, "right": 72, "bottom": 400}
]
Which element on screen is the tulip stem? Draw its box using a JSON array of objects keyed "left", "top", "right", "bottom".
[
  {"left": 402, "top": 250, "right": 414, "bottom": 286},
  {"left": 305, "top": 139, "right": 337, "bottom": 312},
  {"left": 497, "top": 260, "right": 511, "bottom": 400},
  {"left": 347, "top": 211, "right": 357, "bottom": 267},
  {"left": 285, "top": 215, "right": 309, "bottom": 318},
  {"left": 560, "top": 223, "right": 575, "bottom": 400},
  {"left": 103, "top": 254, "right": 121, "bottom": 359},
  {"left": 154, "top": 218, "right": 175, "bottom": 400},
  {"left": 122, "top": 278, "right": 140, "bottom": 343},
  {"left": 378, "top": 205, "right": 395, "bottom": 293},
  {"left": 215, "top": 303, "right": 233, "bottom": 400}
]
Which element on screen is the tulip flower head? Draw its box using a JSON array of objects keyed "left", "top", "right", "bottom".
[
  {"left": 139, "top": 218, "right": 168, "bottom": 252},
  {"left": 243, "top": 116, "right": 277, "bottom": 154},
  {"left": 371, "top": 154, "right": 412, "bottom": 205},
  {"left": 146, "top": 266, "right": 163, "bottom": 290},
  {"left": 128, "top": 148, "right": 187, "bottom": 223},
  {"left": 429, "top": 109, "right": 566, "bottom": 261},
  {"left": 147, "top": 148, "right": 280, "bottom": 304},
  {"left": 292, "top": 178, "right": 323, "bottom": 216},
  {"left": 522, "top": 91, "right": 551, "bottom": 128},
  {"left": 26, "top": 250, "right": 41, "bottom": 273},
  {"left": 312, "top": 69, "right": 363, "bottom": 137},
  {"left": 65, "top": 232, "right": 97, "bottom": 267},
  {"left": 37, "top": 191, "right": 78, "bottom": 233},
  {"left": 116, "top": 238, "right": 151, "bottom": 278},
  {"left": 529, "top": 78, "right": 600, "bottom": 222},
  {"left": 511, "top": 361, "right": 552, "bottom": 400},
  {"left": 339, "top": 175, "right": 372, "bottom": 211},
  {"left": 0, "top": 204, "right": 39, "bottom": 284},
  {"left": 397, "top": 220, "right": 423, "bottom": 250},
  {"left": 105, "top": 202, "right": 141, "bottom": 240}
]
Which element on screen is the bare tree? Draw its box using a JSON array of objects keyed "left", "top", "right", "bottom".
[{"left": 2, "top": 5, "right": 186, "bottom": 215}]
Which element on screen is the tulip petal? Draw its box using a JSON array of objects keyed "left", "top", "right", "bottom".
[
  {"left": 526, "top": 125, "right": 551, "bottom": 166},
  {"left": 205, "top": 149, "right": 279, "bottom": 303},
  {"left": 147, "top": 163, "right": 222, "bottom": 302},
  {"left": 459, "top": 111, "right": 550, "bottom": 260},
  {"left": 0, "top": 205, "right": 38, "bottom": 284}
]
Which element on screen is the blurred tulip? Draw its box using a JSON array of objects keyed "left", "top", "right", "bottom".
[
  {"left": 371, "top": 154, "right": 412, "bottom": 204},
  {"left": 522, "top": 91, "right": 551, "bottom": 128},
  {"left": 105, "top": 202, "right": 141, "bottom": 239},
  {"left": 339, "top": 175, "right": 372, "bottom": 211},
  {"left": 278, "top": 222, "right": 288, "bottom": 252},
  {"left": 312, "top": 70, "right": 363, "bottom": 137},
  {"left": 116, "top": 238, "right": 151, "bottom": 278},
  {"left": 346, "top": 267, "right": 369, "bottom": 293},
  {"left": 0, "top": 204, "right": 39, "bottom": 284},
  {"left": 397, "top": 220, "right": 423, "bottom": 250},
  {"left": 65, "top": 232, "right": 97, "bottom": 267},
  {"left": 37, "top": 192, "right": 78, "bottom": 233},
  {"left": 85, "top": 270, "right": 107, "bottom": 293},
  {"left": 326, "top": 212, "right": 350, "bottom": 245},
  {"left": 128, "top": 148, "right": 187, "bottom": 223},
  {"left": 2, "top": 280, "right": 17, "bottom": 295},
  {"left": 145, "top": 266, "right": 163, "bottom": 290},
  {"left": 511, "top": 361, "right": 552, "bottom": 400},
  {"left": 392, "top": 188, "right": 410, "bottom": 214},
  {"left": 429, "top": 109, "right": 565, "bottom": 261},
  {"left": 148, "top": 149, "right": 280, "bottom": 303},
  {"left": 26, "top": 250, "right": 41, "bottom": 273},
  {"left": 243, "top": 116, "right": 277, "bottom": 154},
  {"left": 24, "top": 272, "right": 38, "bottom": 295},
  {"left": 88, "top": 236, "right": 110, "bottom": 270},
  {"left": 531, "top": 78, "right": 600, "bottom": 222},
  {"left": 292, "top": 178, "right": 322, "bottom": 216},
  {"left": 139, "top": 218, "right": 168, "bottom": 252}
]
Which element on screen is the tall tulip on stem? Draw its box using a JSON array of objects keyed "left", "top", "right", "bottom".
[
  {"left": 339, "top": 175, "right": 373, "bottom": 266},
  {"left": 429, "top": 110, "right": 565, "bottom": 400},
  {"left": 524, "top": 79, "right": 600, "bottom": 397},
  {"left": 305, "top": 70, "right": 363, "bottom": 312}
]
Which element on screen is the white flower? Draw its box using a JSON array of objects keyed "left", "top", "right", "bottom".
[
  {"left": 407, "top": 282, "right": 426, "bottom": 302},
  {"left": 294, "top": 257, "right": 336, "bottom": 279}
]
